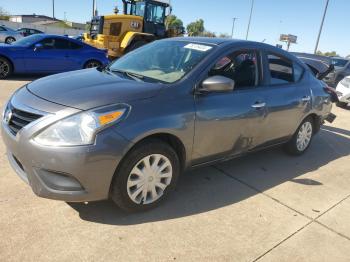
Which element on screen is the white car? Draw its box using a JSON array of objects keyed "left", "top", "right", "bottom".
[
  {"left": 336, "top": 76, "right": 350, "bottom": 107},
  {"left": 0, "top": 25, "right": 23, "bottom": 44}
]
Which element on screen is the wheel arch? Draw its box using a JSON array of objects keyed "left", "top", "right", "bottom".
[
  {"left": 120, "top": 31, "right": 155, "bottom": 51},
  {"left": 127, "top": 132, "right": 187, "bottom": 172},
  {"left": 300, "top": 113, "right": 322, "bottom": 134}
]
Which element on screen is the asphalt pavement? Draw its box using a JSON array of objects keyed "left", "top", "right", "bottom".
[{"left": 1, "top": 77, "right": 350, "bottom": 261}]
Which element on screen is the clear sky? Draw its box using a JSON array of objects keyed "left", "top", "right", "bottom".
[{"left": 0, "top": 0, "right": 349, "bottom": 56}]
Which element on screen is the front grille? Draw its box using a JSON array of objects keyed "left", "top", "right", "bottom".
[{"left": 8, "top": 106, "right": 43, "bottom": 135}]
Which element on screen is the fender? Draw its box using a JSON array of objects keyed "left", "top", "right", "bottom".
[{"left": 120, "top": 32, "right": 155, "bottom": 50}]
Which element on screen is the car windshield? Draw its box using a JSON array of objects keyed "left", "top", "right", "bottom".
[
  {"left": 331, "top": 58, "right": 349, "bottom": 68},
  {"left": 10, "top": 34, "right": 44, "bottom": 46},
  {"left": 108, "top": 41, "right": 215, "bottom": 83}
]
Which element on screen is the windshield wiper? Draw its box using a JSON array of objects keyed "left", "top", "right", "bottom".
[{"left": 110, "top": 69, "right": 144, "bottom": 82}]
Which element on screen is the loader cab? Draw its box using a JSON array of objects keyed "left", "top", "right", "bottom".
[{"left": 123, "top": 0, "right": 169, "bottom": 37}]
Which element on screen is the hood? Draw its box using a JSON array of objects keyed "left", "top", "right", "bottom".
[{"left": 27, "top": 69, "right": 164, "bottom": 110}]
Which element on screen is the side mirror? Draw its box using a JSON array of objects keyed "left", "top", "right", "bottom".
[
  {"left": 34, "top": 43, "right": 43, "bottom": 51},
  {"left": 199, "top": 76, "right": 235, "bottom": 93}
]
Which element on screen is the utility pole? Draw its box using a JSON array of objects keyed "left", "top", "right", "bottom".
[
  {"left": 52, "top": 0, "right": 55, "bottom": 19},
  {"left": 93, "top": 0, "right": 97, "bottom": 17},
  {"left": 246, "top": 0, "right": 254, "bottom": 40},
  {"left": 314, "top": 0, "right": 330, "bottom": 54},
  {"left": 231, "top": 18, "right": 238, "bottom": 38}
]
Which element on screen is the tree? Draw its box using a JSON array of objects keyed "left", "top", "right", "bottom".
[
  {"left": 316, "top": 50, "right": 339, "bottom": 57},
  {"left": 0, "top": 7, "right": 10, "bottom": 20},
  {"left": 186, "top": 19, "right": 204, "bottom": 36},
  {"left": 165, "top": 15, "right": 183, "bottom": 29},
  {"left": 202, "top": 31, "right": 216, "bottom": 38},
  {"left": 218, "top": 33, "right": 230, "bottom": 38}
]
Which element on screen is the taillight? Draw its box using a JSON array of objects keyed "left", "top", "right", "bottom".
[{"left": 324, "top": 86, "right": 340, "bottom": 103}]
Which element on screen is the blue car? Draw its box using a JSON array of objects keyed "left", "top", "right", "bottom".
[{"left": 0, "top": 34, "right": 109, "bottom": 79}]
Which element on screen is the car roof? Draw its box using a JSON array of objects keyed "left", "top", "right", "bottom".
[
  {"left": 163, "top": 37, "right": 299, "bottom": 62},
  {"left": 169, "top": 37, "right": 247, "bottom": 46}
]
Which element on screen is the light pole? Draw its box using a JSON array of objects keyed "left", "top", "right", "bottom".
[
  {"left": 231, "top": 18, "right": 238, "bottom": 38},
  {"left": 93, "top": 0, "right": 97, "bottom": 17},
  {"left": 52, "top": 0, "right": 55, "bottom": 19},
  {"left": 314, "top": 0, "right": 330, "bottom": 54},
  {"left": 246, "top": 0, "right": 255, "bottom": 40}
]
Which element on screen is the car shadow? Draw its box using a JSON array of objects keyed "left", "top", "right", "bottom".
[
  {"left": 68, "top": 126, "right": 350, "bottom": 225},
  {"left": 5, "top": 74, "right": 49, "bottom": 81}
]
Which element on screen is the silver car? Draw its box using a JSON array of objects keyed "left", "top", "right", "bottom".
[
  {"left": 1, "top": 38, "right": 337, "bottom": 212},
  {"left": 0, "top": 25, "right": 23, "bottom": 44}
]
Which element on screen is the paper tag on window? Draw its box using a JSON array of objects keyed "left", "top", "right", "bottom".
[{"left": 184, "top": 43, "right": 212, "bottom": 52}]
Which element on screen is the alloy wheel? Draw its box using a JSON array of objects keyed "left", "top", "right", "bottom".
[
  {"left": 5, "top": 37, "right": 15, "bottom": 44},
  {"left": 0, "top": 60, "right": 10, "bottom": 78},
  {"left": 296, "top": 121, "right": 313, "bottom": 151},
  {"left": 85, "top": 61, "right": 100, "bottom": 68},
  {"left": 127, "top": 154, "right": 173, "bottom": 205}
]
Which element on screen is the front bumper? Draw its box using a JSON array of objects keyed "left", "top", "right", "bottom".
[{"left": 1, "top": 87, "right": 131, "bottom": 202}]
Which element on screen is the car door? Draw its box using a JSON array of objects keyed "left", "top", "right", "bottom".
[
  {"left": 22, "top": 37, "right": 73, "bottom": 73},
  {"left": 260, "top": 52, "right": 311, "bottom": 144},
  {"left": 63, "top": 40, "right": 85, "bottom": 70},
  {"left": 192, "top": 49, "right": 268, "bottom": 165}
]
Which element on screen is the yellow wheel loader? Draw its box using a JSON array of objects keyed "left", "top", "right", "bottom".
[{"left": 83, "top": 0, "right": 184, "bottom": 59}]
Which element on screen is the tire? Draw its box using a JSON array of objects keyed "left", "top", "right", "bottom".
[
  {"left": 336, "top": 102, "right": 348, "bottom": 108},
  {"left": 5, "top": 37, "right": 16, "bottom": 44},
  {"left": 0, "top": 57, "right": 13, "bottom": 79},
  {"left": 83, "top": 60, "right": 102, "bottom": 69},
  {"left": 110, "top": 139, "right": 180, "bottom": 212},
  {"left": 125, "top": 40, "right": 147, "bottom": 53},
  {"left": 285, "top": 117, "right": 314, "bottom": 156}
]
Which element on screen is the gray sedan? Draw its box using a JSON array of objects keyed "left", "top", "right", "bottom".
[
  {"left": 1, "top": 38, "right": 336, "bottom": 212},
  {"left": 0, "top": 25, "right": 23, "bottom": 44}
]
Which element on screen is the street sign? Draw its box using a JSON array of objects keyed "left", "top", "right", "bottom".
[{"left": 280, "top": 34, "right": 297, "bottom": 43}]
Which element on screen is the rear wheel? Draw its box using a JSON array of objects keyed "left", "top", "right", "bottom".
[
  {"left": 110, "top": 139, "right": 180, "bottom": 212},
  {"left": 285, "top": 117, "right": 314, "bottom": 155},
  {"left": 0, "top": 57, "right": 13, "bottom": 79},
  {"left": 125, "top": 40, "right": 147, "bottom": 53},
  {"left": 83, "top": 60, "right": 102, "bottom": 69},
  {"left": 5, "top": 37, "right": 16, "bottom": 44}
]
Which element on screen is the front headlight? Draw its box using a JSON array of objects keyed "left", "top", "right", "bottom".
[{"left": 34, "top": 104, "right": 129, "bottom": 146}]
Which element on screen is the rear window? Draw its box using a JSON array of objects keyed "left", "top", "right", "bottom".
[
  {"left": 332, "top": 58, "right": 349, "bottom": 67},
  {"left": 268, "top": 54, "right": 294, "bottom": 84}
]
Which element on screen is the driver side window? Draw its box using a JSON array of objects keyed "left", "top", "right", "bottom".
[
  {"left": 39, "top": 38, "right": 55, "bottom": 49},
  {"left": 209, "top": 51, "right": 258, "bottom": 89}
]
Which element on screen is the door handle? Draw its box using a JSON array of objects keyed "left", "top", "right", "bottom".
[
  {"left": 251, "top": 102, "right": 266, "bottom": 109},
  {"left": 301, "top": 96, "right": 311, "bottom": 102}
]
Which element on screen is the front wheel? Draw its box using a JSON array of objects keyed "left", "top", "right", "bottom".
[
  {"left": 5, "top": 37, "right": 16, "bottom": 44},
  {"left": 285, "top": 117, "right": 314, "bottom": 155},
  {"left": 110, "top": 139, "right": 180, "bottom": 212},
  {"left": 0, "top": 57, "right": 13, "bottom": 79}
]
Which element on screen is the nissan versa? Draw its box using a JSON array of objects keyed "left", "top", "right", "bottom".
[{"left": 1, "top": 38, "right": 336, "bottom": 212}]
